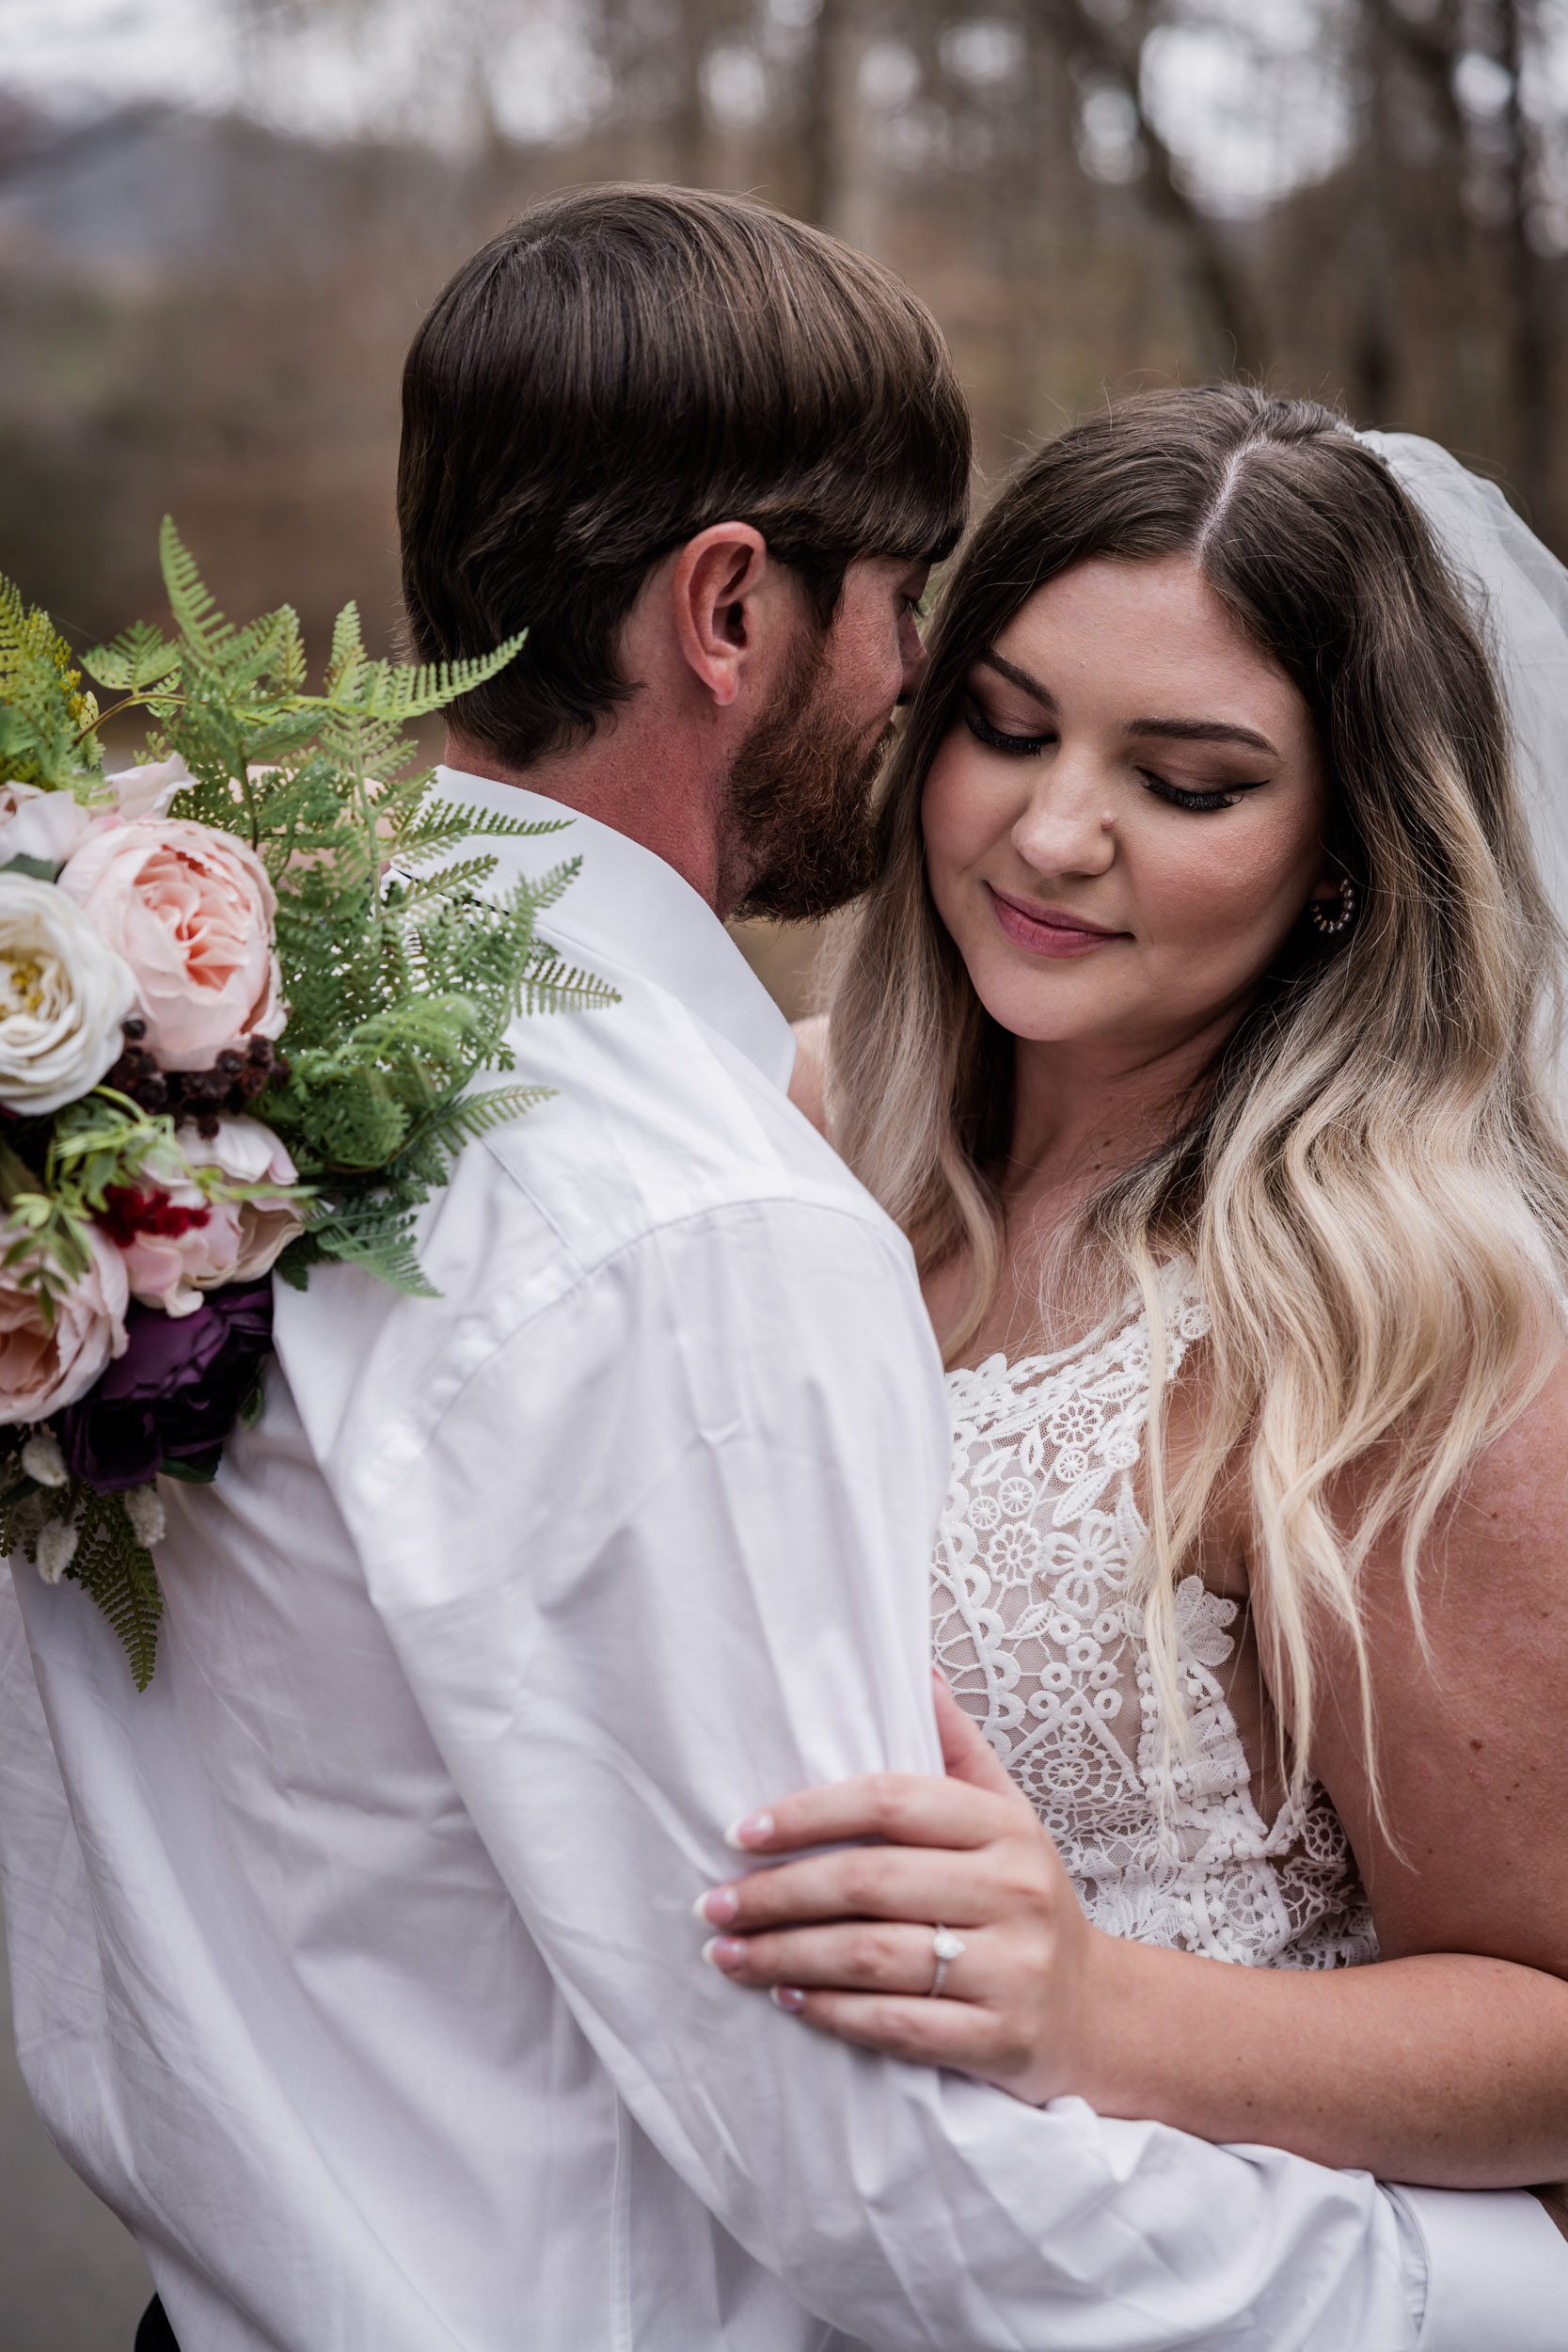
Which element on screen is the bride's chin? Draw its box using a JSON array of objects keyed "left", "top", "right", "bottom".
[{"left": 962, "top": 965, "right": 1117, "bottom": 1050}]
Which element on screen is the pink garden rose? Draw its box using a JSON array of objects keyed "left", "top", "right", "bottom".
[
  {"left": 57, "top": 818, "right": 283, "bottom": 1071},
  {"left": 0, "top": 1222, "right": 129, "bottom": 1423}
]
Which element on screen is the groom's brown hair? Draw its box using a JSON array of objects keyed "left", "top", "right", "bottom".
[{"left": 398, "top": 184, "right": 971, "bottom": 765}]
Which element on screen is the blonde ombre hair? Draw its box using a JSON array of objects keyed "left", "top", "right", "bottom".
[{"left": 828, "top": 388, "right": 1568, "bottom": 1799}]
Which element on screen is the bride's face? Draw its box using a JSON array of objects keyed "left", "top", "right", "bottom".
[{"left": 922, "top": 555, "right": 1332, "bottom": 1066}]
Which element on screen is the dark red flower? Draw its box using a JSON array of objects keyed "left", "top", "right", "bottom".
[
  {"left": 99, "top": 1185, "right": 213, "bottom": 1248},
  {"left": 57, "top": 1279, "right": 274, "bottom": 1493}
]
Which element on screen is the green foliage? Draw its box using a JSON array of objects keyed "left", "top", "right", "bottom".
[
  {"left": 65, "top": 1489, "right": 165, "bottom": 1693},
  {"left": 0, "top": 526, "right": 618, "bottom": 1684},
  {"left": 0, "top": 575, "right": 103, "bottom": 794},
  {"left": 0, "top": 1480, "right": 163, "bottom": 1693}
]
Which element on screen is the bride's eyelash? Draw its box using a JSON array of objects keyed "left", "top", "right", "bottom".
[
  {"left": 1140, "top": 773, "right": 1243, "bottom": 814},
  {"left": 1140, "top": 771, "right": 1267, "bottom": 815},
  {"left": 963, "top": 706, "right": 1053, "bottom": 756}
]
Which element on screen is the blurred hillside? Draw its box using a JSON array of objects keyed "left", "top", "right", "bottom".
[{"left": 3, "top": 0, "right": 1564, "bottom": 684}]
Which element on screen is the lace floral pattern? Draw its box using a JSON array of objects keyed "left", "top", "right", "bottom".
[{"left": 933, "top": 1266, "right": 1378, "bottom": 1970}]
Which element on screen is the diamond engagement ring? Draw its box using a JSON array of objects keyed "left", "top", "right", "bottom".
[{"left": 928, "top": 1926, "right": 966, "bottom": 1998}]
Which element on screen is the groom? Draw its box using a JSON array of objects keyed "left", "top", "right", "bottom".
[{"left": 1, "top": 185, "right": 1561, "bottom": 2352}]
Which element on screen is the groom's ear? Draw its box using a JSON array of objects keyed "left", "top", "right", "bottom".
[{"left": 669, "top": 524, "right": 782, "bottom": 710}]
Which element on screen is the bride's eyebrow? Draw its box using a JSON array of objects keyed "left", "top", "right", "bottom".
[
  {"left": 977, "top": 649, "right": 1057, "bottom": 710},
  {"left": 1129, "top": 714, "right": 1279, "bottom": 755},
  {"left": 978, "top": 650, "right": 1279, "bottom": 759}
]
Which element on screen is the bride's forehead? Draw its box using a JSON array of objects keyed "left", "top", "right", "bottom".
[
  {"left": 994, "top": 558, "right": 1302, "bottom": 710},
  {"left": 1008, "top": 555, "right": 1230, "bottom": 641}
]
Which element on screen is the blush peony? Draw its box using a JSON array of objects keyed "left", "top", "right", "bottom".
[
  {"left": 0, "top": 872, "right": 138, "bottom": 1113},
  {"left": 56, "top": 818, "right": 283, "bottom": 1072},
  {"left": 100, "top": 1173, "right": 243, "bottom": 1321},
  {"left": 0, "top": 1222, "right": 129, "bottom": 1423},
  {"left": 97, "top": 754, "right": 194, "bottom": 828},
  {"left": 0, "top": 782, "right": 92, "bottom": 874},
  {"left": 176, "top": 1117, "right": 302, "bottom": 1283}
]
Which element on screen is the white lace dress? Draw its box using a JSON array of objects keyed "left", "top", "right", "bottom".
[{"left": 932, "top": 1265, "right": 1378, "bottom": 1970}]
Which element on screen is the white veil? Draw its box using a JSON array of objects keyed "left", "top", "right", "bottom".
[{"left": 1356, "top": 429, "right": 1568, "bottom": 950}]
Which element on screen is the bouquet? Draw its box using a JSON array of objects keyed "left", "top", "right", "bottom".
[{"left": 0, "top": 523, "right": 612, "bottom": 1686}]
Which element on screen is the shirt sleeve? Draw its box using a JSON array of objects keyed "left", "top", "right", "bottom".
[{"left": 341, "top": 1192, "right": 1564, "bottom": 2352}]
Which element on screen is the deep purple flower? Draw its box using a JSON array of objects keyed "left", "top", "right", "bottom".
[{"left": 58, "top": 1280, "right": 274, "bottom": 1494}]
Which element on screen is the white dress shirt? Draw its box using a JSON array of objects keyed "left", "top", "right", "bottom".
[{"left": 0, "top": 767, "right": 1562, "bottom": 2352}]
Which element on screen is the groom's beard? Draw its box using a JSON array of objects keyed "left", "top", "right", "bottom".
[{"left": 730, "top": 637, "right": 896, "bottom": 925}]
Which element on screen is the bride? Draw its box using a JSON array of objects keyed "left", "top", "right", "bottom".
[{"left": 696, "top": 388, "right": 1568, "bottom": 2220}]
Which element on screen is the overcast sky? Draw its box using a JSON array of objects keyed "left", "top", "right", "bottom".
[{"left": 3, "top": 0, "right": 1562, "bottom": 219}]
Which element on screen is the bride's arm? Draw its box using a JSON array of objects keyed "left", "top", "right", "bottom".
[{"left": 699, "top": 1368, "right": 1568, "bottom": 2201}]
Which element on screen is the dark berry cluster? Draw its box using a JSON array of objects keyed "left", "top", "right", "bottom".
[{"left": 105, "top": 1021, "right": 292, "bottom": 1136}]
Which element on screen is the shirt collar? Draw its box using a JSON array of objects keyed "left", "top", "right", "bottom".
[{"left": 435, "top": 766, "right": 797, "bottom": 1091}]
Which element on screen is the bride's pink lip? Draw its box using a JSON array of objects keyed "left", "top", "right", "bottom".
[{"left": 986, "top": 884, "right": 1128, "bottom": 957}]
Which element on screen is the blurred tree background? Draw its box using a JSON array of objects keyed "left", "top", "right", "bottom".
[
  {"left": 3, "top": 0, "right": 1564, "bottom": 660},
  {"left": 4, "top": 12, "right": 1564, "bottom": 2334}
]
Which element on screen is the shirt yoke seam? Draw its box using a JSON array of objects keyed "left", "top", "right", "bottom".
[{"left": 366, "top": 1185, "right": 923, "bottom": 1500}]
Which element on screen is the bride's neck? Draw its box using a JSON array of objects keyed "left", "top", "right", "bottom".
[
  {"left": 930, "top": 1030, "right": 1219, "bottom": 1365},
  {"left": 999, "top": 1025, "right": 1223, "bottom": 1224}
]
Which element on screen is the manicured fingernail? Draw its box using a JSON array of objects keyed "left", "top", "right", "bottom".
[
  {"left": 770, "top": 1986, "right": 806, "bottom": 2013},
  {"left": 702, "top": 1936, "right": 748, "bottom": 1973},
  {"left": 693, "top": 1884, "right": 738, "bottom": 1926},
  {"left": 724, "top": 1811, "right": 774, "bottom": 1851}
]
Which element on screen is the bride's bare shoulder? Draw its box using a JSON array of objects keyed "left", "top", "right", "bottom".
[{"left": 787, "top": 1014, "right": 830, "bottom": 1136}]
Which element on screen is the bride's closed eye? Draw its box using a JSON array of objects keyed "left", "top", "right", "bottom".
[
  {"left": 962, "top": 702, "right": 1055, "bottom": 757},
  {"left": 1139, "top": 771, "right": 1270, "bottom": 815},
  {"left": 963, "top": 698, "right": 1271, "bottom": 814}
]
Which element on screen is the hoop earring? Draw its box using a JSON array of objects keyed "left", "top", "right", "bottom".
[{"left": 1308, "top": 876, "right": 1357, "bottom": 936}]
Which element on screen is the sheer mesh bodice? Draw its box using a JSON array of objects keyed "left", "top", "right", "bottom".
[{"left": 932, "top": 1265, "right": 1378, "bottom": 1970}]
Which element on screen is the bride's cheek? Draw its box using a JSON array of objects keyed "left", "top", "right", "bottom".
[{"left": 921, "top": 742, "right": 1000, "bottom": 882}]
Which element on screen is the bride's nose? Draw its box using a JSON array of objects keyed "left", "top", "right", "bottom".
[{"left": 1009, "top": 761, "right": 1117, "bottom": 879}]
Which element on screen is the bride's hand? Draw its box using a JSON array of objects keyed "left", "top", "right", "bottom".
[{"left": 695, "top": 1676, "right": 1127, "bottom": 2104}]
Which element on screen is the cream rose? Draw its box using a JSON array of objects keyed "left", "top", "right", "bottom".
[
  {"left": 0, "top": 783, "right": 92, "bottom": 874},
  {"left": 56, "top": 819, "right": 284, "bottom": 1072},
  {"left": 0, "top": 873, "right": 138, "bottom": 1114},
  {"left": 176, "top": 1117, "right": 303, "bottom": 1284},
  {"left": 0, "top": 1222, "right": 129, "bottom": 1424}
]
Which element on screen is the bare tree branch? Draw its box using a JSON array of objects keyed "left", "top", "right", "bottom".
[
  {"left": 1497, "top": 0, "right": 1555, "bottom": 527},
  {"left": 1021, "top": 0, "right": 1268, "bottom": 377},
  {"left": 1361, "top": 0, "right": 1468, "bottom": 151}
]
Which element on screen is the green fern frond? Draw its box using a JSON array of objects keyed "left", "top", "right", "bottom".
[
  {"left": 420, "top": 1084, "right": 555, "bottom": 1150},
  {"left": 394, "top": 795, "right": 571, "bottom": 852},
  {"left": 68, "top": 1490, "right": 164, "bottom": 1692},
  {"left": 324, "top": 601, "right": 367, "bottom": 703},
  {"left": 80, "top": 620, "right": 182, "bottom": 695},
  {"left": 507, "top": 857, "right": 581, "bottom": 924},
  {"left": 381, "top": 856, "right": 499, "bottom": 908},
  {"left": 307, "top": 1211, "right": 437, "bottom": 1296},
  {"left": 321, "top": 633, "right": 527, "bottom": 723},
  {"left": 159, "top": 517, "right": 233, "bottom": 660},
  {"left": 519, "top": 956, "right": 621, "bottom": 1017}
]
